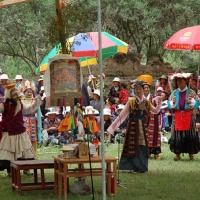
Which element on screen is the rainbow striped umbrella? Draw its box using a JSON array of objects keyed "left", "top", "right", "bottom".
[{"left": 38, "top": 32, "right": 128, "bottom": 72}]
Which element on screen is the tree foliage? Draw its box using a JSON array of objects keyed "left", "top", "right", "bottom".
[{"left": 0, "top": 0, "right": 200, "bottom": 78}]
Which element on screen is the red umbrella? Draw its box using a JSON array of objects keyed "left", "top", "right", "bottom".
[
  {"left": 164, "top": 26, "right": 200, "bottom": 50},
  {"left": 164, "top": 25, "right": 200, "bottom": 84}
]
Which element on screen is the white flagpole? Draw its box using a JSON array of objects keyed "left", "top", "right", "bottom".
[{"left": 97, "top": 0, "right": 106, "bottom": 200}]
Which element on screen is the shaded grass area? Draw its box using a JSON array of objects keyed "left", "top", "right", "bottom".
[{"left": 1, "top": 141, "right": 200, "bottom": 200}]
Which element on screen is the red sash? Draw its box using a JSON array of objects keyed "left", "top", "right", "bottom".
[{"left": 174, "top": 110, "right": 191, "bottom": 131}]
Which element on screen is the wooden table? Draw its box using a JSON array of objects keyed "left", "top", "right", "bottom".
[
  {"left": 10, "top": 159, "right": 54, "bottom": 195},
  {"left": 54, "top": 155, "right": 117, "bottom": 200}
]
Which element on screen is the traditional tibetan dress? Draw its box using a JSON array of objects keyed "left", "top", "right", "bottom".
[
  {"left": 21, "top": 97, "right": 42, "bottom": 154},
  {"left": 107, "top": 97, "right": 161, "bottom": 173},
  {"left": 168, "top": 88, "right": 200, "bottom": 154}
]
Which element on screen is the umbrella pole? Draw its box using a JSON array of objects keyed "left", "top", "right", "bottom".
[
  {"left": 97, "top": 0, "right": 106, "bottom": 200},
  {"left": 87, "top": 61, "right": 95, "bottom": 90}
]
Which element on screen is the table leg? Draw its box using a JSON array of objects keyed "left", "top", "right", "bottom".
[
  {"left": 58, "top": 162, "right": 62, "bottom": 199},
  {"left": 107, "top": 162, "right": 111, "bottom": 196},
  {"left": 54, "top": 160, "right": 58, "bottom": 194},
  {"left": 63, "top": 163, "right": 67, "bottom": 200},
  {"left": 34, "top": 169, "right": 38, "bottom": 183},
  {"left": 41, "top": 169, "right": 45, "bottom": 187},
  {"left": 113, "top": 160, "right": 117, "bottom": 196},
  {"left": 17, "top": 168, "right": 22, "bottom": 195}
]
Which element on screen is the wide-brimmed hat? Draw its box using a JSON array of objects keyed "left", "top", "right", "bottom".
[
  {"left": 116, "top": 104, "right": 125, "bottom": 111},
  {"left": 159, "top": 75, "right": 168, "bottom": 80},
  {"left": 88, "top": 75, "right": 96, "bottom": 82},
  {"left": 38, "top": 75, "right": 44, "bottom": 81},
  {"left": 0, "top": 74, "right": 9, "bottom": 80},
  {"left": 161, "top": 100, "right": 168, "bottom": 109},
  {"left": 103, "top": 108, "right": 111, "bottom": 116},
  {"left": 45, "top": 107, "right": 59, "bottom": 116},
  {"left": 93, "top": 89, "right": 100, "bottom": 96},
  {"left": 15, "top": 75, "right": 23, "bottom": 80},
  {"left": 112, "top": 77, "right": 121, "bottom": 82},
  {"left": 84, "top": 106, "right": 99, "bottom": 115},
  {"left": 130, "top": 79, "right": 136, "bottom": 84}
]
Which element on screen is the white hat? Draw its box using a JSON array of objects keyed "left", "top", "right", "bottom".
[
  {"left": 15, "top": 75, "right": 23, "bottom": 80},
  {"left": 93, "top": 89, "right": 100, "bottom": 96},
  {"left": 45, "top": 107, "right": 59, "bottom": 116},
  {"left": 0, "top": 74, "right": 9, "bottom": 80},
  {"left": 172, "top": 73, "right": 191, "bottom": 80},
  {"left": 38, "top": 75, "right": 44, "bottom": 81},
  {"left": 84, "top": 106, "right": 99, "bottom": 115},
  {"left": 161, "top": 100, "right": 168, "bottom": 109},
  {"left": 116, "top": 104, "right": 125, "bottom": 111},
  {"left": 88, "top": 75, "right": 96, "bottom": 82},
  {"left": 113, "top": 77, "right": 121, "bottom": 82},
  {"left": 130, "top": 79, "right": 136, "bottom": 84},
  {"left": 157, "top": 86, "right": 163, "bottom": 92},
  {"left": 62, "top": 106, "right": 71, "bottom": 115},
  {"left": 103, "top": 108, "right": 111, "bottom": 116}
]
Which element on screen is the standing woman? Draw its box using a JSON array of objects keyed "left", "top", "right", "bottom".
[
  {"left": 107, "top": 80, "right": 161, "bottom": 173},
  {"left": 0, "top": 84, "right": 41, "bottom": 176},
  {"left": 90, "top": 89, "right": 101, "bottom": 113},
  {"left": 168, "top": 73, "right": 199, "bottom": 161},
  {"left": 21, "top": 80, "right": 42, "bottom": 156}
]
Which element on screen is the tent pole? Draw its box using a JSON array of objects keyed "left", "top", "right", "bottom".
[{"left": 97, "top": 0, "right": 106, "bottom": 200}]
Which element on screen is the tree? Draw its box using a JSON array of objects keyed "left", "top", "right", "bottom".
[{"left": 0, "top": 0, "right": 55, "bottom": 77}]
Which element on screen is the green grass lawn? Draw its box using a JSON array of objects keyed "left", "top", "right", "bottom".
[{"left": 1, "top": 140, "right": 200, "bottom": 200}]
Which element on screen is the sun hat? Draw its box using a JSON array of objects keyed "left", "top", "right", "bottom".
[
  {"left": 45, "top": 107, "right": 59, "bottom": 116},
  {"left": 112, "top": 77, "right": 121, "bottom": 82},
  {"left": 103, "top": 108, "right": 111, "bottom": 116},
  {"left": 157, "top": 86, "right": 163, "bottom": 92},
  {"left": 130, "top": 79, "right": 136, "bottom": 84},
  {"left": 38, "top": 75, "right": 44, "bottom": 81},
  {"left": 116, "top": 104, "right": 125, "bottom": 111},
  {"left": 159, "top": 75, "right": 168, "bottom": 80},
  {"left": 93, "top": 89, "right": 100, "bottom": 96},
  {"left": 15, "top": 75, "right": 23, "bottom": 80},
  {"left": 0, "top": 74, "right": 9, "bottom": 80},
  {"left": 84, "top": 106, "right": 99, "bottom": 115}
]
